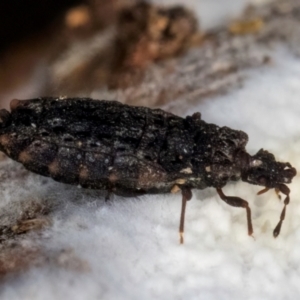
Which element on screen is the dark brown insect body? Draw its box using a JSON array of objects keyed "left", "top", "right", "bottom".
[{"left": 0, "top": 98, "right": 296, "bottom": 242}]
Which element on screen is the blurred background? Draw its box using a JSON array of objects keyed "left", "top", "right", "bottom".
[
  {"left": 0, "top": 0, "right": 259, "bottom": 109},
  {"left": 0, "top": 0, "right": 298, "bottom": 110}
]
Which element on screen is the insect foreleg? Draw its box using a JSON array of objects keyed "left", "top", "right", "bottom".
[
  {"left": 257, "top": 184, "right": 290, "bottom": 236},
  {"left": 216, "top": 188, "right": 253, "bottom": 236}
]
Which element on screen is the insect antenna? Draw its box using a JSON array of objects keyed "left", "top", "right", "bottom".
[
  {"left": 257, "top": 184, "right": 291, "bottom": 237},
  {"left": 273, "top": 184, "right": 290, "bottom": 237}
]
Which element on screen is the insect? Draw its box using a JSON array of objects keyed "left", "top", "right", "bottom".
[{"left": 0, "top": 97, "right": 296, "bottom": 243}]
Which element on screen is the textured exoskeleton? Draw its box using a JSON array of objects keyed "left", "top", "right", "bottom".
[{"left": 0, "top": 98, "right": 296, "bottom": 242}]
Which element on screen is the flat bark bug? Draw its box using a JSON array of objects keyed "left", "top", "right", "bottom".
[{"left": 0, "top": 98, "right": 296, "bottom": 242}]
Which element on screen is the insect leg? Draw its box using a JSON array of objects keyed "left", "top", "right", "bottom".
[
  {"left": 273, "top": 184, "right": 290, "bottom": 237},
  {"left": 216, "top": 188, "right": 253, "bottom": 236},
  {"left": 179, "top": 188, "right": 192, "bottom": 244}
]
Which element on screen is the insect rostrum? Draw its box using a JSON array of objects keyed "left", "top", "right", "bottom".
[{"left": 0, "top": 98, "right": 296, "bottom": 242}]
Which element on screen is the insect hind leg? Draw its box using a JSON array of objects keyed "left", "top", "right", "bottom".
[{"left": 216, "top": 188, "right": 253, "bottom": 236}]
